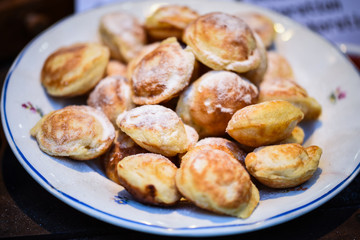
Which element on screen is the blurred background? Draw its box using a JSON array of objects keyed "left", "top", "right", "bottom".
[{"left": 0, "top": 0, "right": 359, "bottom": 68}]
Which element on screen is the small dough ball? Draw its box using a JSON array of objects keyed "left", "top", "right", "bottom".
[
  {"left": 176, "top": 70, "right": 258, "bottom": 137},
  {"left": 117, "top": 153, "right": 181, "bottom": 206},
  {"left": 87, "top": 75, "right": 134, "bottom": 125},
  {"left": 99, "top": 11, "right": 146, "bottom": 63},
  {"left": 145, "top": 5, "right": 199, "bottom": 41},
  {"left": 176, "top": 147, "right": 259, "bottom": 218},
  {"left": 126, "top": 42, "right": 161, "bottom": 80},
  {"left": 41, "top": 42, "right": 109, "bottom": 97},
  {"left": 117, "top": 105, "right": 188, "bottom": 157},
  {"left": 131, "top": 37, "right": 195, "bottom": 105},
  {"left": 245, "top": 143, "right": 322, "bottom": 188},
  {"left": 30, "top": 105, "right": 115, "bottom": 160},
  {"left": 183, "top": 12, "right": 261, "bottom": 73},
  {"left": 226, "top": 100, "right": 304, "bottom": 147}
]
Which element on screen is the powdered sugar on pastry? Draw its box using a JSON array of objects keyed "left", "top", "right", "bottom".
[
  {"left": 30, "top": 105, "right": 115, "bottom": 160},
  {"left": 118, "top": 105, "right": 188, "bottom": 156},
  {"left": 183, "top": 12, "right": 261, "bottom": 73},
  {"left": 176, "top": 70, "right": 258, "bottom": 137},
  {"left": 131, "top": 37, "right": 195, "bottom": 105},
  {"left": 87, "top": 75, "right": 134, "bottom": 125}
]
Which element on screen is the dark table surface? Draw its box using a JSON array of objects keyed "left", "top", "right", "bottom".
[{"left": 1, "top": 1, "right": 360, "bottom": 239}]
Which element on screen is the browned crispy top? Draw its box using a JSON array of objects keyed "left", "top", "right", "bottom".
[
  {"left": 41, "top": 42, "right": 108, "bottom": 94},
  {"left": 146, "top": 5, "right": 199, "bottom": 29},
  {"left": 180, "top": 148, "right": 251, "bottom": 208},
  {"left": 179, "top": 71, "right": 258, "bottom": 136},
  {"left": 87, "top": 75, "right": 134, "bottom": 125},
  {"left": 131, "top": 38, "right": 194, "bottom": 104},
  {"left": 185, "top": 12, "right": 257, "bottom": 62},
  {"left": 41, "top": 44, "right": 87, "bottom": 88}
]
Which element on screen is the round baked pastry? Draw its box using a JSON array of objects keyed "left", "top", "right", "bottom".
[
  {"left": 176, "top": 147, "right": 259, "bottom": 218},
  {"left": 226, "top": 100, "right": 304, "bottom": 147},
  {"left": 87, "top": 75, "right": 134, "bottom": 125},
  {"left": 106, "top": 60, "right": 127, "bottom": 77},
  {"left": 259, "top": 52, "right": 322, "bottom": 120},
  {"left": 126, "top": 42, "right": 161, "bottom": 81},
  {"left": 30, "top": 105, "right": 115, "bottom": 160},
  {"left": 183, "top": 12, "right": 261, "bottom": 73},
  {"left": 145, "top": 4, "right": 199, "bottom": 41},
  {"left": 117, "top": 104, "right": 188, "bottom": 157},
  {"left": 101, "top": 130, "right": 147, "bottom": 184},
  {"left": 232, "top": 124, "right": 305, "bottom": 154},
  {"left": 41, "top": 42, "right": 110, "bottom": 97},
  {"left": 99, "top": 11, "right": 146, "bottom": 63},
  {"left": 237, "top": 12, "right": 276, "bottom": 48},
  {"left": 194, "top": 137, "right": 246, "bottom": 163},
  {"left": 176, "top": 70, "right": 258, "bottom": 137},
  {"left": 117, "top": 153, "right": 181, "bottom": 206},
  {"left": 245, "top": 143, "right": 322, "bottom": 188},
  {"left": 131, "top": 37, "right": 195, "bottom": 105}
]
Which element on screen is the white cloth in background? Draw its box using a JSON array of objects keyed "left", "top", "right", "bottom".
[
  {"left": 241, "top": 0, "right": 360, "bottom": 54},
  {"left": 75, "top": 0, "right": 360, "bottom": 54}
]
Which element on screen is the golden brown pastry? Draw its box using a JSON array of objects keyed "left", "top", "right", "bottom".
[
  {"left": 232, "top": 124, "right": 305, "bottom": 154},
  {"left": 99, "top": 11, "right": 146, "bottom": 63},
  {"left": 30, "top": 105, "right": 115, "bottom": 160},
  {"left": 183, "top": 12, "right": 261, "bottom": 73},
  {"left": 41, "top": 42, "right": 109, "bottom": 97},
  {"left": 176, "top": 70, "right": 258, "bottom": 137},
  {"left": 117, "top": 153, "right": 181, "bottom": 206},
  {"left": 87, "top": 75, "right": 134, "bottom": 125},
  {"left": 106, "top": 60, "right": 127, "bottom": 77},
  {"left": 100, "top": 130, "right": 147, "bottom": 184},
  {"left": 126, "top": 42, "right": 161, "bottom": 81},
  {"left": 237, "top": 12, "right": 276, "bottom": 48},
  {"left": 259, "top": 52, "right": 322, "bottom": 120},
  {"left": 226, "top": 100, "right": 304, "bottom": 147},
  {"left": 194, "top": 137, "right": 246, "bottom": 163},
  {"left": 145, "top": 5, "right": 199, "bottom": 41},
  {"left": 117, "top": 104, "right": 188, "bottom": 157},
  {"left": 245, "top": 143, "right": 322, "bottom": 188},
  {"left": 176, "top": 147, "right": 259, "bottom": 218},
  {"left": 131, "top": 37, "right": 195, "bottom": 105}
]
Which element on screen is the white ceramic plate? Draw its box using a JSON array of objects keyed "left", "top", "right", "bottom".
[{"left": 2, "top": 0, "right": 360, "bottom": 237}]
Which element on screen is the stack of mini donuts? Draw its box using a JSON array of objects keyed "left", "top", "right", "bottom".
[{"left": 31, "top": 4, "right": 323, "bottom": 219}]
